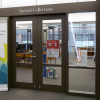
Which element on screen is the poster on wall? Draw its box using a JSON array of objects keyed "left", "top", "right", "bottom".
[
  {"left": 77, "top": 50, "right": 87, "bottom": 66},
  {"left": 0, "top": 18, "right": 8, "bottom": 91},
  {"left": 47, "top": 40, "right": 59, "bottom": 57}
]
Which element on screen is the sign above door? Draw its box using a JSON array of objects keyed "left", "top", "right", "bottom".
[{"left": 19, "top": 7, "right": 53, "bottom": 14}]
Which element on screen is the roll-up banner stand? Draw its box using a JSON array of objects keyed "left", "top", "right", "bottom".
[{"left": 0, "top": 17, "right": 8, "bottom": 91}]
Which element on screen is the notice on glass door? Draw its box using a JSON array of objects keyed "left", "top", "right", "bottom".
[
  {"left": 77, "top": 50, "right": 87, "bottom": 66},
  {"left": 47, "top": 40, "right": 59, "bottom": 57}
]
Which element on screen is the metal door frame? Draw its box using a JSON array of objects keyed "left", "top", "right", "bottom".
[
  {"left": 37, "top": 14, "right": 66, "bottom": 92},
  {"left": 12, "top": 16, "right": 38, "bottom": 90}
]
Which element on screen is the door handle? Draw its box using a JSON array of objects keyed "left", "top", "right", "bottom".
[
  {"left": 31, "top": 56, "right": 36, "bottom": 58},
  {"left": 39, "top": 84, "right": 41, "bottom": 89},
  {"left": 34, "top": 83, "right": 36, "bottom": 88}
]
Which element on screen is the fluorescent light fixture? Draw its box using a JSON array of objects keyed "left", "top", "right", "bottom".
[
  {"left": 16, "top": 21, "right": 32, "bottom": 25},
  {"left": 43, "top": 19, "right": 61, "bottom": 23}
]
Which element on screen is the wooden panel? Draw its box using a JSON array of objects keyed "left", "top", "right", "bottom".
[
  {"left": 43, "top": 43, "right": 46, "bottom": 46},
  {"left": 48, "top": 57, "right": 55, "bottom": 60}
]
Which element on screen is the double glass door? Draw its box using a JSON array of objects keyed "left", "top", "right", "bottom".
[{"left": 12, "top": 14, "right": 66, "bottom": 92}]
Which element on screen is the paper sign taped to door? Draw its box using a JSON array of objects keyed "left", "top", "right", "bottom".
[{"left": 47, "top": 40, "right": 59, "bottom": 57}]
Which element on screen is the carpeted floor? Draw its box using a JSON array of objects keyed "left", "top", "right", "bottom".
[
  {"left": 0, "top": 88, "right": 95, "bottom": 100},
  {"left": 16, "top": 68, "right": 95, "bottom": 93}
]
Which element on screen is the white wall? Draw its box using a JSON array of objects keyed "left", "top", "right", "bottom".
[
  {"left": 0, "top": 0, "right": 2, "bottom": 8},
  {"left": 0, "top": 0, "right": 96, "bottom": 8}
]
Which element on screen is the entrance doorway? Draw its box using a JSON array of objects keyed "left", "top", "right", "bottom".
[{"left": 12, "top": 14, "right": 66, "bottom": 92}]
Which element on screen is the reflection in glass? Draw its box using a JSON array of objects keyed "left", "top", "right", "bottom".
[
  {"left": 43, "top": 66, "right": 61, "bottom": 86},
  {"left": 68, "top": 12, "right": 96, "bottom": 94},
  {"left": 16, "top": 65, "right": 32, "bottom": 83},
  {"left": 69, "top": 68, "right": 95, "bottom": 93},
  {"left": 42, "top": 19, "right": 62, "bottom": 65},
  {"left": 68, "top": 12, "right": 96, "bottom": 67},
  {"left": 16, "top": 21, "right": 33, "bottom": 83}
]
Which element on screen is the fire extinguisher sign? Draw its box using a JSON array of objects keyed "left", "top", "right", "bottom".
[{"left": 47, "top": 40, "right": 59, "bottom": 57}]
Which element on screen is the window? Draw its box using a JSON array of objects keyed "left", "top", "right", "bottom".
[{"left": 68, "top": 12, "right": 96, "bottom": 94}]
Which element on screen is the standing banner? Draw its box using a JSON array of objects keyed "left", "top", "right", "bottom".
[
  {"left": 77, "top": 50, "right": 87, "bottom": 66},
  {"left": 47, "top": 40, "right": 59, "bottom": 57},
  {"left": 0, "top": 18, "right": 8, "bottom": 91}
]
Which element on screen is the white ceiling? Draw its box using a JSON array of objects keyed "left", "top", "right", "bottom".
[
  {"left": 0, "top": 0, "right": 96, "bottom": 8},
  {"left": 78, "top": 0, "right": 95, "bottom": 1},
  {"left": 37, "top": 0, "right": 77, "bottom": 5},
  {"left": 2, "top": 0, "right": 36, "bottom": 8}
]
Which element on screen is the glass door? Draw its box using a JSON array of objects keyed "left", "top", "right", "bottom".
[
  {"left": 12, "top": 15, "right": 66, "bottom": 92},
  {"left": 12, "top": 16, "right": 38, "bottom": 89},
  {"left": 38, "top": 14, "right": 66, "bottom": 92}
]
